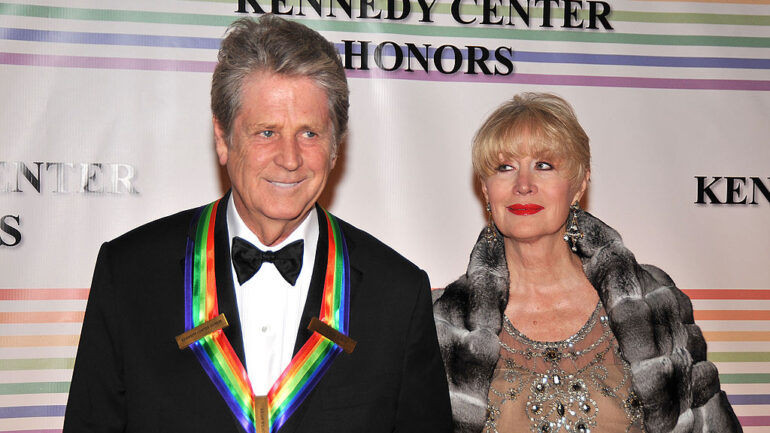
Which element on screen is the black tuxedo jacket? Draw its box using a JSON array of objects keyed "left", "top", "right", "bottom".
[{"left": 64, "top": 197, "right": 451, "bottom": 433}]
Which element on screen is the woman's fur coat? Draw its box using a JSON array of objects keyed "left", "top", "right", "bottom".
[{"left": 433, "top": 209, "right": 742, "bottom": 433}]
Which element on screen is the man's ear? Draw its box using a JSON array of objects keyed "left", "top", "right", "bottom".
[{"left": 213, "top": 116, "right": 229, "bottom": 166}]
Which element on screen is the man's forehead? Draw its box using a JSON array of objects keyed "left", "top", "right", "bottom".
[
  {"left": 242, "top": 71, "right": 324, "bottom": 96},
  {"left": 237, "top": 75, "right": 329, "bottom": 117}
]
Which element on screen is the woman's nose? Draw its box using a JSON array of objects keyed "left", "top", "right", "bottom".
[{"left": 515, "top": 169, "right": 535, "bottom": 195}]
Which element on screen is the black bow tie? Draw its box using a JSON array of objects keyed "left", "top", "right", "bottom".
[{"left": 231, "top": 237, "right": 304, "bottom": 286}]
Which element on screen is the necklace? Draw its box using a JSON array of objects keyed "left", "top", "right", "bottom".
[{"left": 486, "top": 302, "right": 644, "bottom": 433}]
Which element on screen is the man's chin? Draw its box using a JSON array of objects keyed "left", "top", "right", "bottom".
[
  {"left": 260, "top": 205, "right": 313, "bottom": 225},
  {"left": 236, "top": 192, "right": 313, "bottom": 221}
]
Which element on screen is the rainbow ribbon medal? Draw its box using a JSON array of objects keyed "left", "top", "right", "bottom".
[{"left": 183, "top": 200, "right": 350, "bottom": 433}]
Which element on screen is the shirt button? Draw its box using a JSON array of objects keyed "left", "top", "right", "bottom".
[{"left": 261, "top": 325, "right": 269, "bottom": 333}]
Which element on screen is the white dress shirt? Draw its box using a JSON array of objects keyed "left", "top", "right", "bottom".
[{"left": 226, "top": 197, "right": 319, "bottom": 395}]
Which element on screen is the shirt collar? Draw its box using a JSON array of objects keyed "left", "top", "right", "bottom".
[{"left": 226, "top": 196, "right": 319, "bottom": 252}]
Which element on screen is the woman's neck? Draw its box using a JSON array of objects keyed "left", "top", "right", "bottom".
[
  {"left": 502, "top": 233, "right": 599, "bottom": 340},
  {"left": 503, "top": 234, "right": 586, "bottom": 294}
]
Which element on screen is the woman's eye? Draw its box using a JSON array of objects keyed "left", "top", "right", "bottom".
[
  {"left": 496, "top": 164, "right": 513, "bottom": 172},
  {"left": 535, "top": 161, "right": 553, "bottom": 170}
]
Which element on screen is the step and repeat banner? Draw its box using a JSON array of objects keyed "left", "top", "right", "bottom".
[{"left": 1, "top": 0, "right": 769, "bottom": 431}]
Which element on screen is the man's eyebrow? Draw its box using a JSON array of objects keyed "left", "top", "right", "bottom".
[
  {"left": 243, "top": 122, "right": 277, "bottom": 133},
  {"left": 298, "top": 122, "right": 327, "bottom": 131}
]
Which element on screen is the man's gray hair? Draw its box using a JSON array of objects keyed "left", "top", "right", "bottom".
[{"left": 211, "top": 15, "right": 349, "bottom": 155}]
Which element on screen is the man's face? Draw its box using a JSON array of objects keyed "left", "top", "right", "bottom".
[{"left": 214, "top": 71, "right": 336, "bottom": 245}]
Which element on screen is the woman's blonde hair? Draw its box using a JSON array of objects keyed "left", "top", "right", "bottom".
[{"left": 472, "top": 93, "right": 590, "bottom": 188}]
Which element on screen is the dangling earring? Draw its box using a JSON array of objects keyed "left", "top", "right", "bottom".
[
  {"left": 485, "top": 202, "right": 498, "bottom": 244},
  {"left": 563, "top": 202, "right": 583, "bottom": 252}
]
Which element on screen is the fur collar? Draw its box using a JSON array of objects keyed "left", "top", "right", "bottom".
[{"left": 433, "top": 209, "right": 742, "bottom": 433}]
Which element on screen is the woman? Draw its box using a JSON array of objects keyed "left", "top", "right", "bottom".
[{"left": 433, "top": 93, "right": 742, "bottom": 433}]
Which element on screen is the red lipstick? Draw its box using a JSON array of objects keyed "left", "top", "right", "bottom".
[{"left": 506, "top": 204, "right": 544, "bottom": 215}]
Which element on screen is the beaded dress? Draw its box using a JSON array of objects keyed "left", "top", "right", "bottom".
[{"left": 484, "top": 302, "right": 645, "bottom": 433}]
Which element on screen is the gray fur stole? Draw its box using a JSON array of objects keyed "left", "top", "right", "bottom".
[{"left": 432, "top": 209, "right": 742, "bottom": 433}]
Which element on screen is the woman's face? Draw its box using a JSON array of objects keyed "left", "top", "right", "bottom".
[{"left": 482, "top": 148, "right": 587, "bottom": 246}]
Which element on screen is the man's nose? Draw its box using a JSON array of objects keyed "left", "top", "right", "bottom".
[{"left": 275, "top": 137, "right": 302, "bottom": 170}]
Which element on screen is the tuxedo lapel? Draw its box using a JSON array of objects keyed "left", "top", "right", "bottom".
[
  {"left": 178, "top": 193, "right": 250, "bottom": 433},
  {"left": 291, "top": 207, "right": 363, "bottom": 354},
  {"left": 291, "top": 206, "right": 328, "bottom": 357},
  {"left": 279, "top": 208, "right": 363, "bottom": 433},
  {"left": 213, "top": 192, "right": 247, "bottom": 366}
]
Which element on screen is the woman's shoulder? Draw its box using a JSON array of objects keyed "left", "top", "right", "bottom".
[{"left": 432, "top": 274, "right": 472, "bottom": 322}]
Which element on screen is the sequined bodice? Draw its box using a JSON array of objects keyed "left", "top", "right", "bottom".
[{"left": 485, "top": 303, "right": 645, "bottom": 433}]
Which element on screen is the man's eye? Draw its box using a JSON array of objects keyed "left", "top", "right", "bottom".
[
  {"left": 259, "top": 130, "right": 274, "bottom": 138},
  {"left": 302, "top": 131, "right": 317, "bottom": 138},
  {"left": 535, "top": 161, "right": 553, "bottom": 170}
]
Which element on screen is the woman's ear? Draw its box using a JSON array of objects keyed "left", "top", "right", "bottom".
[{"left": 573, "top": 170, "right": 590, "bottom": 204}]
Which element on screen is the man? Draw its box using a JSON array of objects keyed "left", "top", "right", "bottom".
[{"left": 64, "top": 16, "right": 451, "bottom": 433}]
